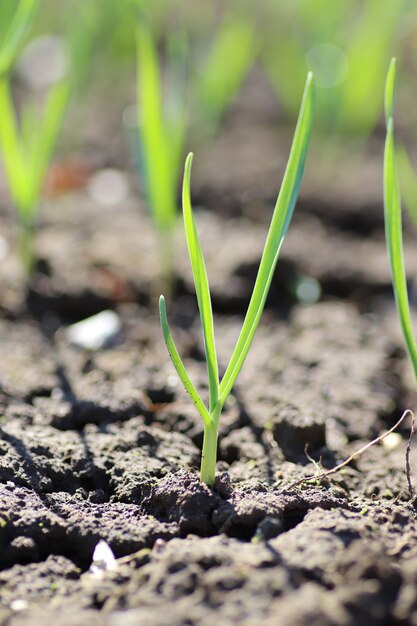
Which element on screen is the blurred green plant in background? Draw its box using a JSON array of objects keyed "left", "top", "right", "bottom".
[
  {"left": 262, "top": 0, "right": 404, "bottom": 137},
  {"left": 0, "top": 0, "right": 416, "bottom": 283},
  {"left": 125, "top": 0, "right": 258, "bottom": 288},
  {"left": 0, "top": 0, "right": 70, "bottom": 277}
]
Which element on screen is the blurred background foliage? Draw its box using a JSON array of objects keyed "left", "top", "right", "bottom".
[
  {"left": 2, "top": 0, "right": 417, "bottom": 211},
  {"left": 7, "top": 0, "right": 416, "bottom": 132}
]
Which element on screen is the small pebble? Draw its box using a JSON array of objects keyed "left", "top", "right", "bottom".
[
  {"left": 10, "top": 600, "right": 29, "bottom": 612},
  {"left": 89, "top": 540, "right": 117, "bottom": 576},
  {"left": 66, "top": 310, "right": 122, "bottom": 350},
  {"left": 153, "top": 538, "right": 167, "bottom": 554}
]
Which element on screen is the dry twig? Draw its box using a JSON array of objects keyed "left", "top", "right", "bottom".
[
  {"left": 405, "top": 410, "right": 416, "bottom": 499},
  {"left": 286, "top": 410, "right": 414, "bottom": 491}
]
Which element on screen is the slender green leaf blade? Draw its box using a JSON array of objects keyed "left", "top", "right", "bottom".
[
  {"left": 37, "top": 80, "right": 70, "bottom": 167},
  {"left": 384, "top": 57, "right": 396, "bottom": 124},
  {"left": 219, "top": 72, "right": 314, "bottom": 404},
  {"left": 134, "top": 12, "right": 176, "bottom": 231},
  {"left": 20, "top": 100, "right": 37, "bottom": 156},
  {"left": 0, "top": 78, "right": 27, "bottom": 212},
  {"left": 197, "top": 16, "right": 256, "bottom": 133},
  {"left": 0, "top": 0, "right": 39, "bottom": 76},
  {"left": 159, "top": 295, "right": 212, "bottom": 427},
  {"left": 384, "top": 66, "right": 417, "bottom": 384},
  {"left": 339, "top": 1, "right": 401, "bottom": 134},
  {"left": 182, "top": 153, "right": 219, "bottom": 411},
  {"left": 28, "top": 79, "right": 71, "bottom": 214}
]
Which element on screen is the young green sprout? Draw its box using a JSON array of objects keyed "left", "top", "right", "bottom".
[
  {"left": 126, "top": 0, "right": 186, "bottom": 291},
  {"left": 127, "top": 0, "right": 257, "bottom": 292},
  {"left": 384, "top": 57, "right": 417, "bottom": 386},
  {"left": 0, "top": 79, "right": 70, "bottom": 277},
  {"left": 0, "top": 0, "right": 39, "bottom": 76},
  {"left": 194, "top": 4, "right": 258, "bottom": 140},
  {"left": 160, "top": 73, "right": 314, "bottom": 485},
  {"left": 0, "top": 0, "right": 70, "bottom": 277},
  {"left": 133, "top": 11, "right": 184, "bottom": 236}
]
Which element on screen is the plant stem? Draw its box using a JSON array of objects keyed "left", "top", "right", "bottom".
[
  {"left": 200, "top": 419, "right": 218, "bottom": 486},
  {"left": 19, "top": 218, "right": 34, "bottom": 278}
]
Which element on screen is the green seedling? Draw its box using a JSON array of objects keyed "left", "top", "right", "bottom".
[
  {"left": 384, "top": 57, "right": 417, "bottom": 385},
  {"left": 0, "top": 79, "right": 70, "bottom": 276},
  {"left": 160, "top": 73, "right": 314, "bottom": 485},
  {"left": 0, "top": 0, "right": 39, "bottom": 76},
  {"left": 127, "top": 0, "right": 186, "bottom": 290},
  {"left": 66, "top": 0, "right": 137, "bottom": 97},
  {"left": 127, "top": 0, "right": 257, "bottom": 288},
  {"left": 133, "top": 12, "right": 184, "bottom": 235},
  {"left": 0, "top": 0, "right": 70, "bottom": 276},
  {"left": 193, "top": 4, "right": 258, "bottom": 139},
  {"left": 128, "top": 1, "right": 185, "bottom": 230}
]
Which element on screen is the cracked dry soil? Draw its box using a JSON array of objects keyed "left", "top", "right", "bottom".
[{"left": 1, "top": 69, "right": 417, "bottom": 626}]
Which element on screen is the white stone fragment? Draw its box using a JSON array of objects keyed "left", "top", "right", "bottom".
[
  {"left": 10, "top": 599, "right": 29, "bottom": 612},
  {"left": 89, "top": 540, "right": 117, "bottom": 576},
  {"left": 66, "top": 310, "right": 122, "bottom": 350}
]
